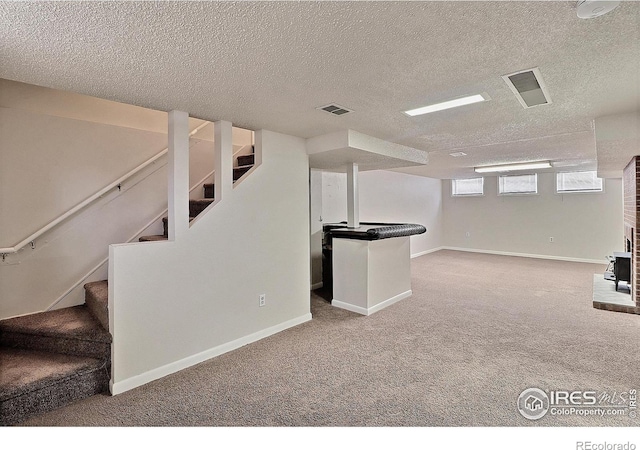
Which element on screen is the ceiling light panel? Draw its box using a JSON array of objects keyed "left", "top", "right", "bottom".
[
  {"left": 404, "top": 93, "right": 490, "bottom": 117},
  {"left": 474, "top": 161, "right": 551, "bottom": 173}
]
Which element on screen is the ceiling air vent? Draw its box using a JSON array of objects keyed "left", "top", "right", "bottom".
[
  {"left": 502, "top": 67, "right": 552, "bottom": 109},
  {"left": 317, "top": 104, "right": 353, "bottom": 116}
]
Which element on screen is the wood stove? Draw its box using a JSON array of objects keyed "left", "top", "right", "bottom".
[{"left": 612, "top": 252, "right": 631, "bottom": 291}]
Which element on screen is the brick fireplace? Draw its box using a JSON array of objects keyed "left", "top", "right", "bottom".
[
  {"left": 623, "top": 157, "right": 640, "bottom": 307},
  {"left": 594, "top": 156, "right": 640, "bottom": 314}
]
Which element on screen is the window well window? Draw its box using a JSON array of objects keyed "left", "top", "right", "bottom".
[
  {"left": 452, "top": 177, "right": 484, "bottom": 196},
  {"left": 498, "top": 174, "right": 537, "bottom": 194},
  {"left": 556, "top": 171, "right": 603, "bottom": 193}
]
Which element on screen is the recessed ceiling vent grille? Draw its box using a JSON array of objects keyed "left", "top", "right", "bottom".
[
  {"left": 502, "top": 67, "right": 552, "bottom": 109},
  {"left": 317, "top": 104, "right": 353, "bottom": 116}
]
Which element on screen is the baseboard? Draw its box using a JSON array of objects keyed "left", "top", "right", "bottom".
[
  {"left": 110, "top": 313, "right": 312, "bottom": 395},
  {"left": 411, "top": 247, "right": 445, "bottom": 259},
  {"left": 442, "top": 246, "right": 606, "bottom": 265},
  {"left": 332, "top": 290, "right": 412, "bottom": 316},
  {"left": 331, "top": 300, "right": 369, "bottom": 315},
  {"left": 311, "top": 282, "right": 324, "bottom": 290}
]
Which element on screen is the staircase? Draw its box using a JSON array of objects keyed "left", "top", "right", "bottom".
[
  {"left": 0, "top": 282, "right": 110, "bottom": 426},
  {"left": 139, "top": 152, "right": 255, "bottom": 242},
  {"left": 0, "top": 149, "right": 255, "bottom": 425}
]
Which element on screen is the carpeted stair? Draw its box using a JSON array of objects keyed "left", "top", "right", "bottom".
[
  {"left": 84, "top": 281, "right": 109, "bottom": 332},
  {"left": 140, "top": 149, "right": 254, "bottom": 242},
  {"left": 1, "top": 148, "right": 255, "bottom": 425},
  {"left": 0, "top": 285, "right": 111, "bottom": 426}
]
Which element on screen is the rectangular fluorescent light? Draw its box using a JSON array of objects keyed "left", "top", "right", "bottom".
[
  {"left": 474, "top": 161, "right": 551, "bottom": 173},
  {"left": 404, "top": 93, "right": 489, "bottom": 117}
]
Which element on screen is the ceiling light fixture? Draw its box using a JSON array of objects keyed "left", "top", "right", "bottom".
[
  {"left": 404, "top": 93, "right": 490, "bottom": 117},
  {"left": 576, "top": 0, "right": 620, "bottom": 19},
  {"left": 474, "top": 161, "right": 551, "bottom": 173},
  {"left": 449, "top": 152, "right": 467, "bottom": 157}
]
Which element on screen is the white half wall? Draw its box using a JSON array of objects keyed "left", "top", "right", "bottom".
[
  {"left": 109, "top": 129, "right": 311, "bottom": 393},
  {"left": 442, "top": 174, "right": 624, "bottom": 263},
  {"left": 332, "top": 236, "right": 411, "bottom": 316}
]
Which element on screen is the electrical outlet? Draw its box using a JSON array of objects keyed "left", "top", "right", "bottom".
[
  {"left": 549, "top": 237, "right": 554, "bottom": 243},
  {"left": 259, "top": 294, "right": 266, "bottom": 307},
  {"left": 465, "top": 232, "right": 471, "bottom": 238}
]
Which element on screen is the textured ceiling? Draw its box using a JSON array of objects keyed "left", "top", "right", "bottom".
[{"left": 1, "top": 1, "right": 638, "bottom": 178}]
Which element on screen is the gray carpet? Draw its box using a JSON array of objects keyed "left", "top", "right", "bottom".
[
  {"left": 16, "top": 250, "right": 640, "bottom": 426},
  {"left": 0, "top": 304, "right": 111, "bottom": 425},
  {"left": 0, "top": 305, "right": 111, "bottom": 358}
]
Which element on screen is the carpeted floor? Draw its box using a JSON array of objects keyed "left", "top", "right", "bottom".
[{"left": 16, "top": 250, "right": 640, "bottom": 426}]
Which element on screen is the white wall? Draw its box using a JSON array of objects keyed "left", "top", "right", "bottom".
[
  {"left": 359, "top": 171, "right": 443, "bottom": 256},
  {"left": 318, "top": 168, "right": 622, "bottom": 270},
  {"left": 442, "top": 173, "right": 624, "bottom": 262},
  {"left": 309, "top": 169, "right": 324, "bottom": 288},
  {"left": 321, "top": 171, "right": 348, "bottom": 224},
  {"left": 0, "top": 80, "right": 256, "bottom": 320},
  {"left": 109, "top": 129, "right": 311, "bottom": 393},
  {"left": 319, "top": 169, "right": 443, "bottom": 258},
  {"left": 0, "top": 160, "right": 169, "bottom": 320},
  {"left": 0, "top": 107, "right": 169, "bottom": 247},
  {"left": 0, "top": 103, "right": 172, "bottom": 319}
]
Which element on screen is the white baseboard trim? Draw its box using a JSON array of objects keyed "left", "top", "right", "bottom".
[
  {"left": 411, "top": 247, "right": 445, "bottom": 259},
  {"left": 110, "top": 312, "right": 312, "bottom": 395},
  {"left": 311, "top": 282, "right": 324, "bottom": 290},
  {"left": 441, "top": 246, "right": 607, "bottom": 265},
  {"left": 331, "top": 300, "right": 369, "bottom": 315},
  {"left": 332, "top": 290, "right": 412, "bottom": 316}
]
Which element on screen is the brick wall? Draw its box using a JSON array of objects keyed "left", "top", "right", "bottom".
[{"left": 623, "top": 157, "right": 640, "bottom": 306}]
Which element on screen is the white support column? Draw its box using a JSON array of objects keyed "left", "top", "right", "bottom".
[
  {"left": 254, "top": 129, "right": 263, "bottom": 167},
  {"left": 168, "top": 110, "right": 190, "bottom": 241},
  {"left": 214, "top": 120, "right": 233, "bottom": 199},
  {"left": 346, "top": 162, "right": 359, "bottom": 228}
]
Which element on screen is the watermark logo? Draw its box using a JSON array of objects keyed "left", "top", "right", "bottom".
[
  {"left": 518, "top": 387, "right": 637, "bottom": 421},
  {"left": 518, "top": 387, "right": 550, "bottom": 420},
  {"left": 577, "top": 442, "right": 636, "bottom": 450}
]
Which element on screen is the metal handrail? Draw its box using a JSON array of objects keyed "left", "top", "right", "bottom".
[
  {"left": 45, "top": 166, "right": 217, "bottom": 312},
  {"left": 0, "top": 121, "right": 211, "bottom": 255}
]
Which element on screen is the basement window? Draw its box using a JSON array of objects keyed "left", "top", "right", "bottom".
[
  {"left": 498, "top": 174, "right": 537, "bottom": 195},
  {"left": 556, "top": 171, "right": 603, "bottom": 193},
  {"left": 452, "top": 177, "right": 484, "bottom": 196}
]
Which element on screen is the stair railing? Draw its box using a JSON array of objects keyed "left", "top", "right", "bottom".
[
  {"left": 45, "top": 166, "right": 217, "bottom": 311},
  {"left": 0, "top": 121, "right": 211, "bottom": 258},
  {"left": 44, "top": 140, "right": 253, "bottom": 310}
]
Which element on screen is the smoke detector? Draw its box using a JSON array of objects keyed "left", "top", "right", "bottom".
[{"left": 576, "top": 0, "right": 620, "bottom": 19}]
